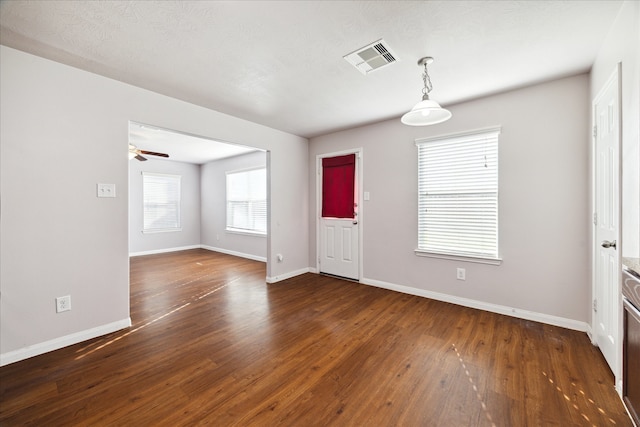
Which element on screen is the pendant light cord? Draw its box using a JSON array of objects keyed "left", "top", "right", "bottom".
[{"left": 422, "top": 61, "right": 433, "bottom": 99}]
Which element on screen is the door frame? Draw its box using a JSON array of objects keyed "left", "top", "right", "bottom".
[
  {"left": 590, "top": 64, "right": 622, "bottom": 390},
  {"left": 316, "top": 148, "right": 363, "bottom": 281}
]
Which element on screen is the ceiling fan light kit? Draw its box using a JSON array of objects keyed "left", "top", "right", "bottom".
[{"left": 401, "top": 56, "right": 452, "bottom": 126}]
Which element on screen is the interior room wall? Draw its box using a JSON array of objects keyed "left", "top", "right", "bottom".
[
  {"left": 309, "top": 74, "right": 590, "bottom": 328},
  {"left": 129, "top": 158, "right": 202, "bottom": 255},
  {"left": 0, "top": 46, "right": 309, "bottom": 365},
  {"left": 201, "top": 151, "right": 267, "bottom": 261}
]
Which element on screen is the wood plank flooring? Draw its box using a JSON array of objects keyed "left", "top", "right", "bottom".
[{"left": 0, "top": 249, "right": 632, "bottom": 426}]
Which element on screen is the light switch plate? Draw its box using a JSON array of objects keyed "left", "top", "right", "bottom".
[{"left": 97, "top": 183, "right": 116, "bottom": 198}]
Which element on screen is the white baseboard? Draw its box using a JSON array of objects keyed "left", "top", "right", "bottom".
[
  {"left": 201, "top": 245, "right": 266, "bottom": 263},
  {"left": 0, "top": 318, "right": 131, "bottom": 367},
  {"left": 129, "top": 245, "right": 201, "bottom": 257},
  {"left": 129, "top": 245, "right": 267, "bottom": 263},
  {"left": 267, "top": 267, "right": 311, "bottom": 283},
  {"left": 360, "top": 277, "right": 589, "bottom": 332}
]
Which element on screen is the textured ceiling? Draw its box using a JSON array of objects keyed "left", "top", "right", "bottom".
[{"left": 0, "top": 0, "right": 624, "bottom": 138}]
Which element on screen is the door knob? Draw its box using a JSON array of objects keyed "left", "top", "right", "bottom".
[{"left": 601, "top": 240, "right": 617, "bottom": 249}]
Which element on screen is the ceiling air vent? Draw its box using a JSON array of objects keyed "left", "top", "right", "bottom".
[{"left": 344, "top": 39, "right": 398, "bottom": 75}]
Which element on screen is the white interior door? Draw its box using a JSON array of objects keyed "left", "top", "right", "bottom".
[
  {"left": 318, "top": 152, "right": 360, "bottom": 281},
  {"left": 593, "top": 67, "right": 620, "bottom": 376}
]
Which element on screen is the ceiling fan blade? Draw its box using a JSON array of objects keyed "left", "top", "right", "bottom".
[
  {"left": 139, "top": 150, "right": 169, "bottom": 158},
  {"left": 135, "top": 154, "right": 148, "bottom": 161}
]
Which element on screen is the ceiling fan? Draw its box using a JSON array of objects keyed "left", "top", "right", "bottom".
[{"left": 128, "top": 144, "right": 169, "bottom": 161}]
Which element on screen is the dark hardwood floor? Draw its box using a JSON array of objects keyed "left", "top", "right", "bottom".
[{"left": 0, "top": 249, "right": 632, "bottom": 426}]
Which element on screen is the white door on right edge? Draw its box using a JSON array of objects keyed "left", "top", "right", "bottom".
[{"left": 593, "top": 67, "right": 620, "bottom": 376}]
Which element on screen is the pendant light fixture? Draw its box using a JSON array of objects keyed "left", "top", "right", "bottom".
[{"left": 401, "top": 56, "right": 451, "bottom": 126}]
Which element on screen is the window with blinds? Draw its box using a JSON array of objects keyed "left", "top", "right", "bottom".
[
  {"left": 226, "top": 168, "right": 267, "bottom": 235},
  {"left": 143, "top": 172, "right": 181, "bottom": 232},
  {"left": 416, "top": 128, "right": 500, "bottom": 261}
]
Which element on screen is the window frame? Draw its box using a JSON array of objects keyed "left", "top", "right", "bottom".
[
  {"left": 225, "top": 167, "right": 267, "bottom": 236},
  {"left": 142, "top": 172, "right": 182, "bottom": 234},
  {"left": 414, "top": 127, "right": 502, "bottom": 265}
]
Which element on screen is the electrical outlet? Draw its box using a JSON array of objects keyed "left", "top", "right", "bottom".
[
  {"left": 56, "top": 295, "right": 71, "bottom": 313},
  {"left": 456, "top": 268, "right": 466, "bottom": 281}
]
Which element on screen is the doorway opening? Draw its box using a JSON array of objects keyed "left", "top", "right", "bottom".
[{"left": 127, "top": 120, "right": 270, "bottom": 273}]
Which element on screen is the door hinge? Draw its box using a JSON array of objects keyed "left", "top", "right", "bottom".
[
  {"left": 593, "top": 298, "right": 598, "bottom": 313},
  {"left": 593, "top": 212, "right": 598, "bottom": 226},
  {"left": 593, "top": 125, "right": 597, "bottom": 138}
]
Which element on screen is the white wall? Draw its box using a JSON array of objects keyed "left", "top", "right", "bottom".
[
  {"left": 591, "top": 0, "right": 640, "bottom": 260},
  {"left": 309, "top": 74, "right": 590, "bottom": 328},
  {"left": 201, "top": 151, "right": 267, "bottom": 260},
  {"left": 129, "top": 158, "right": 201, "bottom": 255},
  {"left": 0, "top": 46, "right": 309, "bottom": 365}
]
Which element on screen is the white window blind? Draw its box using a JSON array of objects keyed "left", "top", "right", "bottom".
[
  {"left": 416, "top": 128, "right": 500, "bottom": 260},
  {"left": 226, "top": 168, "right": 267, "bottom": 234},
  {"left": 143, "top": 172, "right": 181, "bottom": 232}
]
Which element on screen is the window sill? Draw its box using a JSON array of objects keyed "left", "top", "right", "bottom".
[
  {"left": 226, "top": 228, "right": 267, "bottom": 237},
  {"left": 142, "top": 228, "right": 182, "bottom": 234},
  {"left": 415, "top": 249, "right": 502, "bottom": 265}
]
